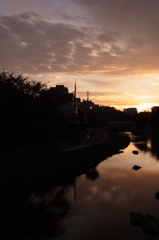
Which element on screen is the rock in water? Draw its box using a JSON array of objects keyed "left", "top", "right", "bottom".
[
  {"left": 132, "top": 165, "right": 141, "bottom": 170},
  {"left": 155, "top": 191, "right": 159, "bottom": 200},
  {"left": 130, "top": 212, "right": 143, "bottom": 226},
  {"left": 132, "top": 150, "right": 139, "bottom": 155}
]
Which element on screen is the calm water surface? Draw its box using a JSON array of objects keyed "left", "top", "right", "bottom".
[
  {"left": 54, "top": 133, "right": 159, "bottom": 240},
  {"left": 2, "top": 133, "right": 159, "bottom": 240}
]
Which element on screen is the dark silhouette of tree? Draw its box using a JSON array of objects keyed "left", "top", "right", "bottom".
[
  {"left": 0, "top": 184, "right": 70, "bottom": 240},
  {"left": 86, "top": 167, "right": 100, "bottom": 181},
  {"left": 0, "top": 70, "right": 64, "bottom": 150}
]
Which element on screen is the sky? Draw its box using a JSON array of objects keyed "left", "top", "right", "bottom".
[{"left": 0, "top": 0, "right": 159, "bottom": 112}]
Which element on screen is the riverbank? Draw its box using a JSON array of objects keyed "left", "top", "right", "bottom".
[
  {"left": 0, "top": 132, "right": 130, "bottom": 196},
  {"left": 0, "top": 126, "right": 107, "bottom": 162}
]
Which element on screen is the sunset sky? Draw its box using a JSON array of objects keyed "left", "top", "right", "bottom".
[{"left": 0, "top": 0, "right": 159, "bottom": 112}]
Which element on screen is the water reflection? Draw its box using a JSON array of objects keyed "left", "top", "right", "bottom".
[
  {"left": 0, "top": 182, "right": 74, "bottom": 240},
  {"left": 86, "top": 167, "right": 100, "bottom": 181},
  {"left": 132, "top": 135, "right": 159, "bottom": 161},
  {"left": 1, "top": 133, "right": 159, "bottom": 240},
  {"left": 147, "top": 139, "right": 152, "bottom": 149},
  {"left": 59, "top": 168, "right": 159, "bottom": 240},
  {"left": 56, "top": 133, "right": 159, "bottom": 240},
  {"left": 130, "top": 211, "right": 159, "bottom": 238}
]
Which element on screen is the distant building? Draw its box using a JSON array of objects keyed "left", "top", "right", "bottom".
[
  {"left": 80, "top": 100, "right": 94, "bottom": 113},
  {"left": 151, "top": 106, "right": 159, "bottom": 114},
  {"left": 50, "top": 85, "right": 73, "bottom": 100},
  {"left": 124, "top": 108, "right": 137, "bottom": 115},
  {"left": 75, "top": 98, "right": 81, "bottom": 114},
  {"left": 49, "top": 83, "right": 81, "bottom": 118},
  {"left": 48, "top": 85, "right": 75, "bottom": 117}
]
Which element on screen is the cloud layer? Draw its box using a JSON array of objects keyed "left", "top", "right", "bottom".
[{"left": 1, "top": 0, "right": 159, "bottom": 109}]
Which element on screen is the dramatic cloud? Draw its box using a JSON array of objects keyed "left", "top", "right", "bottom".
[{"left": 1, "top": 0, "right": 159, "bottom": 110}]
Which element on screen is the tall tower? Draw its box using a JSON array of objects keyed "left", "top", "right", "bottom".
[
  {"left": 74, "top": 79, "right": 76, "bottom": 98},
  {"left": 74, "top": 79, "right": 77, "bottom": 119}
]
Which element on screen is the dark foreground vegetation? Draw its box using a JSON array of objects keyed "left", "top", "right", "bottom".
[
  {"left": 0, "top": 71, "right": 132, "bottom": 195},
  {"left": 1, "top": 70, "right": 159, "bottom": 240},
  {"left": 0, "top": 70, "right": 158, "bottom": 152},
  {"left": 1, "top": 70, "right": 159, "bottom": 195},
  {"left": 0, "top": 71, "right": 124, "bottom": 153}
]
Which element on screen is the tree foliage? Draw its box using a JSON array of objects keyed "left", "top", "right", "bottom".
[
  {"left": 0, "top": 71, "right": 64, "bottom": 149},
  {"left": 0, "top": 71, "right": 46, "bottom": 97}
]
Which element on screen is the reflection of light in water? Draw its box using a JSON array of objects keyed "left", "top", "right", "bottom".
[
  {"left": 147, "top": 139, "right": 152, "bottom": 149},
  {"left": 90, "top": 186, "right": 98, "bottom": 194},
  {"left": 58, "top": 135, "right": 159, "bottom": 240},
  {"left": 124, "top": 142, "right": 137, "bottom": 151},
  {"left": 99, "top": 139, "right": 159, "bottom": 171},
  {"left": 103, "top": 191, "right": 111, "bottom": 201}
]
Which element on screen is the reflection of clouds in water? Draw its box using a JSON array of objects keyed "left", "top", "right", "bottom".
[
  {"left": 82, "top": 195, "right": 93, "bottom": 203},
  {"left": 73, "top": 139, "right": 159, "bottom": 208},
  {"left": 58, "top": 136, "right": 159, "bottom": 240},
  {"left": 99, "top": 140, "right": 159, "bottom": 171},
  {"left": 102, "top": 186, "right": 130, "bottom": 205},
  {"left": 103, "top": 191, "right": 111, "bottom": 201},
  {"left": 90, "top": 186, "right": 98, "bottom": 194},
  {"left": 78, "top": 179, "right": 131, "bottom": 206},
  {"left": 77, "top": 168, "right": 159, "bottom": 210},
  {"left": 110, "top": 186, "right": 117, "bottom": 192},
  {"left": 115, "top": 192, "right": 129, "bottom": 205}
]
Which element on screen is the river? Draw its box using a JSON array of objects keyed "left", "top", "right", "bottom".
[{"left": 1, "top": 132, "right": 159, "bottom": 240}]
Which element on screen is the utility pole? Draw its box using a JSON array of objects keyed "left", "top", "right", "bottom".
[
  {"left": 86, "top": 91, "right": 89, "bottom": 101},
  {"left": 86, "top": 91, "right": 89, "bottom": 114}
]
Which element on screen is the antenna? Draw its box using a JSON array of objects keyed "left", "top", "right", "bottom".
[
  {"left": 86, "top": 91, "right": 89, "bottom": 101},
  {"left": 74, "top": 79, "right": 76, "bottom": 98}
]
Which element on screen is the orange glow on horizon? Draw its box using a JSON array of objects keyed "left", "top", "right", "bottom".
[
  {"left": 114, "top": 102, "right": 154, "bottom": 113},
  {"left": 136, "top": 102, "right": 153, "bottom": 113},
  {"left": 84, "top": 93, "right": 156, "bottom": 113}
]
